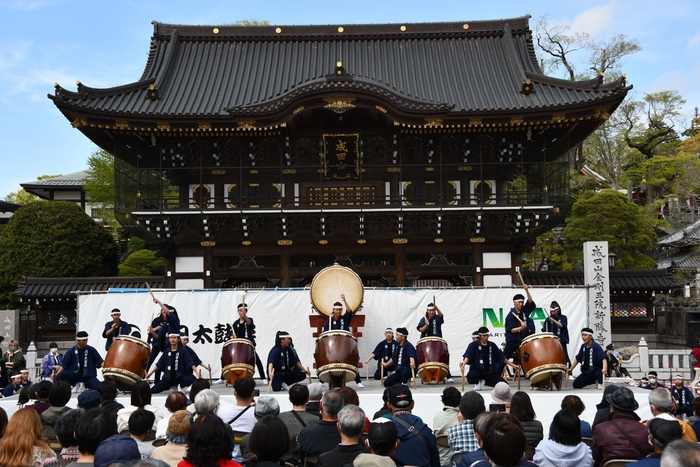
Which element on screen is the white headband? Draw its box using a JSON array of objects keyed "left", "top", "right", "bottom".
[
  {"left": 385, "top": 328, "right": 393, "bottom": 333},
  {"left": 395, "top": 330, "right": 407, "bottom": 336},
  {"left": 581, "top": 331, "right": 593, "bottom": 336},
  {"left": 168, "top": 333, "right": 180, "bottom": 337},
  {"left": 278, "top": 332, "right": 291, "bottom": 339}
]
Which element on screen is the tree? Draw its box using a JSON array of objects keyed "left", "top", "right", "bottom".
[
  {"left": 0, "top": 201, "right": 119, "bottom": 307},
  {"left": 225, "top": 19, "right": 270, "bottom": 26},
  {"left": 118, "top": 249, "right": 164, "bottom": 276},
  {"left": 83, "top": 149, "right": 120, "bottom": 231},
  {"left": 522, "top": 230, "right": 575, "bottom": 271},
  {"left": 583, "top": 119, "right": 638, "bottom": 189},
  {"left": 4, "top": 189, "right": 40, "bottom": 205},
  {"left": 563, "top": 190, "right": 657, "bottom": 269},
  {"left": 618, "top": 91, "right": 686, "bottom": 159}
]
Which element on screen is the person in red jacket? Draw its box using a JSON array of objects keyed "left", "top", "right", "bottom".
[{"left": 591, "top": 386, "right": 653, "bottom": 467}]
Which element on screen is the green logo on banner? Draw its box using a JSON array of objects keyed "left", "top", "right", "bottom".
[{"left": 482, "top": 308, "right": 547, "bottom": 329}]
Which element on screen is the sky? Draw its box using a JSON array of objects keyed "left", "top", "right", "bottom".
[{"left": 1, "top": 0, "right": 699, "bottom": 198}]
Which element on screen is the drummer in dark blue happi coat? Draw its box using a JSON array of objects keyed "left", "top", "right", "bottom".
[
  {"left": 225, "top": 302, "right": 267, "bottom": 382},
  {"left": 147, "top": 298, "right": 181, "bottom": 382},
  {"left": 383, "top": 327, "right": 417, "bottom": 387},
  {"left": 460, "top": 326, "right": 519, "bottom": 390},
  {"left": 267, "top": 331, "right": 310, "bottom": 391},
  {"left": 322, "top": 294, "right": 355, "bottom": 332},
  {"left": 365, "top": 328, "right": 397, "bottom": 380},
  {"left": 55, "top": 331, "right": 104, "bottom": 390},
  {"left": 416, "top": 302, "right": 454, "bottom": 382},
  {"left": 102, "top": 308, "right": 131, "bottom": 351},
  {"left": 541, "top": 300, "right": 570, "bottom": 365},
  {"left": 147, "top": 332, "right": 200, "bottom": 393},
  {"left": 568, "top": 327, "right": 608, "bottom": 389}
]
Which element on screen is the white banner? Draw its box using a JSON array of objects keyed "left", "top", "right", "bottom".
[{"left": 77, "top": 287, "right": 587, "bottom": 378}]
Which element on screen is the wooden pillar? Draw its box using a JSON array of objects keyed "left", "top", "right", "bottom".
[
  {"left": 473, "top": 242, "right": 483, "bottom": 286},
  {"left": 164, "top": 255, "right": 176, "bottom": 288},
  {"left": 281, "top": 247, "right": 291, "bottom": 287},
  {"left": 395, "top": 245, "right": 406, "bottom": 287},
  {"left": 203, "top": 244, "right": 215, "bottom": 288}
]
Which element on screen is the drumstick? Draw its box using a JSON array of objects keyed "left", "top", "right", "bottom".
[
  {"left": 381, "top": 364, "right": 384, "bottom": 387},
  {"left": 461, "top": 367, "right": 465, "bottom": 392},
  {"left": 366, "top": 363, "right": 369, "bottom": 382},
  {"left": 146, "top": 282, "right": 156, "bottom": 301},
  {"left": 412, "top": 367, "right": 416, "bottom": 390},
  {"left": 517, "top": 348, "right": 521, "bottom": 391},
  {"left": 511, "top": 311, "right": 525, "bottom": 327},
  {"left": 268, "top": 370, "right": 273, "bottom": 393},
  {"left": 208, "top": 368, "right": 212, "bottom": 387},
  {"left": 515, "top": 267, "right": 525, "bottom": 286}
]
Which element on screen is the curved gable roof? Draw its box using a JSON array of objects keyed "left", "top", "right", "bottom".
[{"left": 50, "top": 16, "right": 630, "bottom": 124}]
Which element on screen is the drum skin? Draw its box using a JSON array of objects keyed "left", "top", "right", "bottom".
[
  {"left": 222, "top": 338, "right": 256, "bottom": 384},
  {"left": 315, "top": 331, "right": 359, "bottom": 384},
  {"left": 519, "top": 332, "right": 567, "bottom": 384},
  {"left": 103, "top": 336, "right": 150, "bottom": 390},
  {"left": 310, "top": 265, "right": 363, "bottom": 317},
  {"left": 416, "top": 337, "right": 450, "bottom": 383}
]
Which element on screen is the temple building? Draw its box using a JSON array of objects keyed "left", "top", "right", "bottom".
[{"left": 49, "top": 16, "right": 630, "bottom": 289}]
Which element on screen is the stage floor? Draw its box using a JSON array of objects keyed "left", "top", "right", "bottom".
[{"left": 0, "top": 377, "right": 655, "bottom": 431}]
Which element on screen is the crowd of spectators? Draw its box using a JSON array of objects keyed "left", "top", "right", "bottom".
[{"left": 3, "top": 374, "right": 700, "bottom": 467}]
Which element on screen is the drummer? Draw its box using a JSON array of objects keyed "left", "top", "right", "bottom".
[
  {"left": 148, "top": 298, "right": 181, "bottom": 383},
  {"left": 181, "top": 331, "right": 212, "bottom": 376},
  {"left": 567, "top": 327, "right": 608, "bottom": 389},
  {"left": 501, "top": 284, "right": 536, "bottom": 374},
  {"left": 416, "top": 302, "right": 454, "bottom": 383},
  {"left": 267, "top": 331, "right": 311, "bottom": 391},
  {"left": 55, "top": 331, "right": 104, "bottom": 391},
  {"left": 365, "top": 328, "right": 397, "bottom": 380},
  {"left": 541, "top": 301, "right": 570, "bottom": 366},
  {"left": 460, "top": 326, "right": 519, "bottom": 390},
  {"left": 226, "top": 302, "right": 267, "bottom": 383},
  {"left": 322, "top": 294, "right": 355, "bottom": 332},
  {"left": 146, "top": 332, "right": 200, "bottom": 393},
  {"left": 382, "top": 327, "right": 417, "bottom": 387},
  {"left": 102, "top": 308, "right": 131, "bottom": 351},
  {"left": 322, "top": 294, "right": 364, "bottom": 388}
]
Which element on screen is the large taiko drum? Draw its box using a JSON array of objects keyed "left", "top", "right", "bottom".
[
  {"left": 520, "top": 332, "right": 567, "bottom": 385},
  {"left": 222, "top": 338, "right": 256, "bottom": 384},
  {"left": 315, "top": 330, "right": 359, "bottom": 387},
  {"left": 103, "top": 336, "right": 150, "bottom": 391},
  {"left": 416, "top": 337, "right": 450, "bottom": 383},
  {"left": 310, "top": 265, "right": 363, "bottom": 317}
]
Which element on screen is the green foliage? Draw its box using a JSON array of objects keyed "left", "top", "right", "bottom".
[
  {"left": 522, "top": 230, "right": 575, "bottom": 271},
  {"left": 0, "top": 201, "right": 119, "bottom": 307},
  {"left": 118, "top": 249, "right": 164, "bottom": 276},
  {"left": 223, "top": 19, "right": 270, "bottom": 26},
  {"left": 4, "top": 189, "right": 41, "bottom": 205},
  {"left": 563, "top": 190, "right": 657, "bottom": 269},
  {"left": 84, "top": 149, "right": 120, "bottom": 232}
]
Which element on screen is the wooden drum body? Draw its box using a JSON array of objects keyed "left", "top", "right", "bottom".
[
  {"left": 416, "top": 337, "right": 450, "bottom": 383},
  {"left": 103, "top": 336, "right": 150, "bottom": 390},
  {"left": 315, "top": 331, "right": 358, "bottom": 388},
  {"left": 310, "top": 265, "right": 363, "bottom": 317},
  {"left": 520, "top": 332, "right": 567, "bottom": 385},
  {"left": 222, "top": 338, "right": 256, "bottom": 384}
]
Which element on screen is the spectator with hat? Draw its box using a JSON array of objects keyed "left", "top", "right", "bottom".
[
  {"left": 146, "top": 332, "right": 200, "bottom": 394},
  {"left": 382, "top": 328, "right": 417, "bottom": 388},
  {"left": 591, "top": 386, "right": 653, "bottom": 467},
  {"left": 94, "top": 434, "right": 142, "bottom": 467},
  {"left": 155, "top": 391, "right": 188, "bottom": 440},
  {"left": 489, "top": 382, "right": 514, "bottom": 412},
  {"left": 298, "top": 390, "right": 344, "bottom": 463},
  {"left": 226, "top": 302, "right": 267, "bottom": 383},
  {"left": 386, "top": 385, "right": 439, "bottom": 467},
  {"left": 460, "top": 327, "right": 519, "bottom": 390},
  {"left": 102, "top": 308, "right": 131, "bottom": 351},
  {"left": 592, "top": 384, "right": 621, "bottom": 431},
  {"left": 542, "top": 301, "right": 570, "bottom": 366},
  {"left": 568, "top": 327, "right": 608, "bottom": 389},
  {"left": 353, "top": 418, "right": 400, "bottom": 467},
  {"left": 306, "top": 383, "right": 323, "bottom": 416},
  {"left": 670, "top": 374, "right": 695, "bottom": 419},
  {"left": 151, "top": 410, "right": 191, "bottom": 467},
  {"left": 55, "top": 331, "right": 104, "bottom": 391},
  {"left": 627, "top": 417, "right": 683, "bottom": 467},
  {"left": 365, "top": 329, "right": 397, "bottom": 381},
  {"left": 447, "top": 391, "right": 485, "bottom": 454},
  {"left": 78, "top": 389, "right": 103, "bottom": 410}
]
